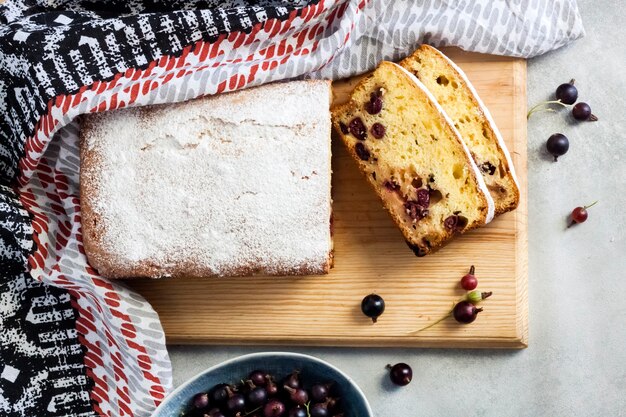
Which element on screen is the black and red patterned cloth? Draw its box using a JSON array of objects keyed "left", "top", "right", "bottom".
[{"left": 0, "top": 1, "right": 583, "bottom": 415}]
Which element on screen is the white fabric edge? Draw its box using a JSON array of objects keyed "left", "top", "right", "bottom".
[{"left": 391, "top": 62, "right": 496, "bottom": 224}]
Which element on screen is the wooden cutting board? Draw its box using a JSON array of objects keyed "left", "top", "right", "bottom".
[{"left": 127, "top": 48, "right": 528, "bottom": 348}]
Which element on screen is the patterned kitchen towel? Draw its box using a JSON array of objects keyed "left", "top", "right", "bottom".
[{"left": 0, "top": 1, "right": 583, "bottom": 416}]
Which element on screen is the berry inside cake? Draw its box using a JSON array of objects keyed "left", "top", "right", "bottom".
[
  {"left": 332, "top": 61, "right": 494, "bottom": 257},
  {"left": 401, "top": 45, "right": 520, "bottom": 215}
]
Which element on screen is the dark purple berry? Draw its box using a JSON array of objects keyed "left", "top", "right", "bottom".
[
  {"left": 210, "top": 384, "right": 230, "bottom": 404},
  {"left": 453, "top": 301, "right": 482, "bottom": 323},
  {"left": 326, "top": 397, "right": 341, "bottom": 413},
  {"left": 310, "top": 383, "right": 330, "bottom": 403},
  {"left": 354, "top": 142, "right": 370, "bottom": 161},
  {"left": 404, "top": 200, "right": 428, "bottom": 221},
  {"left": 348, "top": 117, "right": 367, "bottom": 140},
  {"left": 265, "top": 375, "right": 278, "bottom": 396},
  {"left": 546, "top": 133, "right": 569, "bottom": 161},
  {"left": 388, "top": 363, "right": 412, "bottom": 386},
  {"left": 572, "top": 102, "right": 597, "bottom": 121},
  {"left": 365, "top": 97, "right": 382, "bottom": 115},
  {"left": 444, "top": 215, "right": 458, "bottom": 230},
  {"left": 264, "top": 399, "right": 286, "bottom": 417},
  {"left": 249, "top": 370, "right": 267, "bottom": 386},
  {"left": 226, "top": 394, "right": 246, "bottom": 413},
  {"left": 338, "top": 122, "right": 349, "bottom": 134},
  {"left": 192, "top": 392, "right": 209, "bottom": 409},
  {"left": 383, "top": 180, "right": 399, "bottom": 191},
  {"left": 361, "top": 294, "right": 385, "bottom": 323},
  {"left": 370, "top": 122, "right": 386, "bottom": 139},
  {"left": 555, "top": 80, "right": 578, "bottom": 105},
  {"left": 288, "top": 406, "right": 308, "bottom": 417},
  {"left": 207, "top": 408, "right": 226, "bottom": 417},
  {"left": 480, "top": 161, "right": 496, "bottom": 175},
  {"left": 282, "top": 371, "right": 300, "bottom": 390},
  {"left": 310, "top": 402, "right": 329, "bottom": 417},
  {"left": 284, "top": 386, "right": 308, "bottom": 405},
  {"left": 247, "top": 386, "right": 268, "bottom": 406},
  {"left": 365, "top": 90, "right": 383, "bottom": 115},
  {"left": 416, "top": 188, "right": 430, "bottom": 207}
]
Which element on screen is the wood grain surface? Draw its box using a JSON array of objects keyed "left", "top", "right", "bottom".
[{"left": 126, "top": 48, "right": 528, "bottom": 348}]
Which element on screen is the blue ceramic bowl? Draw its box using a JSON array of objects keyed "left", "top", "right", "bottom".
[{"left": 153, "top": 352, "right": 373, "bottom": 417}]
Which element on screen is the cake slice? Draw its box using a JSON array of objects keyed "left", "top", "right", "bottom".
[
  {"left": 400, "top": 45, "right": 520, "bottom": 215},
  {"left": 80, "top": 80, "right": 333, "bottom": 278},
  {"left": 332, "top": 61, "right": 494, "bottom": 257}
]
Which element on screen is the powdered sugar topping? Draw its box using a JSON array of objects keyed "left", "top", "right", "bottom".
[{"left": 82, "top": 80, "right": 332, "bottom": 277}]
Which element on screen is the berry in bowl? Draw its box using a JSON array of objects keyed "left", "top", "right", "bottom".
[{"left": 153, "top": 352, "right": 372, "bottom": 417}]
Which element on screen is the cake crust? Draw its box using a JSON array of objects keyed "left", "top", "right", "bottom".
[{"left": 80, "top": 80, "right": 333, "bottom": 279}]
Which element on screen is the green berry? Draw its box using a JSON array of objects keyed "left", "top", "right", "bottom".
[{"left": 467, "top": 291, "right": 492, "bottom": 304}]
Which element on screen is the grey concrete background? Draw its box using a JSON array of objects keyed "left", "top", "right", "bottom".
[{"left": 167, "top": 1, "right": 626, "bottom": 415}]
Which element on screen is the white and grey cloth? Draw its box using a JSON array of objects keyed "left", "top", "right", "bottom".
[
  {"left": 0, "top": 1, "right": 583, "bottom": 416},
  {"left": 316, "top": 0, "right": 585, "bottom": 79}
]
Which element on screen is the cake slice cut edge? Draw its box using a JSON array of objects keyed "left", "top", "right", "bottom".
[
  {"left": 332, "top": 61, "right": 494, "bottom": 257},
  {"left": 400, "top": 44, "right": 520, "bottom": 216}
]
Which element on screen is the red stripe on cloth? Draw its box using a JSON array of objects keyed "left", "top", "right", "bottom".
[
  {"left": 198, "top": 41, "right": 211, "bottom": 61},
  {"left": 144, "top": 60, "right": 157, "bottom": 77},
  {"left": 121, "top": 328, "right": 136, "bottom": 339},
  {"left": 116, "top": 386, "right": 131, "bottom": 406},
  {"left": 61, "top": 96, "right": 72, "bottom": 113},
  {"left": 92, "top": 277, "right": 115, "bottom": 290},
  {"left": 72, "top": 92, "right": 84, "bottom": 107},
  {"left": 118, "top": 400, "right": 133, "bottom": 416},
  {"left": 131, "top": 69, "right": 143, "bottom": 81},
  {"left": 55, "top": 232, "right": 68, "bottom": 249},
  {"left": 78, "top": 333, "right": 103, "bottom": 357},
  {"left": 105, "top": 297, "right": 121, "bottom": 308},
  {"left": 76, "top": 318, "right": 98, "bottom": 336},
  {"left": 142, "top": 371, "right": 160, "bottom": 384},
  {"left": 110, "top": 308, "right": 131, "bottom": 322},
  {"left": 279, "top": 10, "right": 297, "bottom": 35},
  {"left": 149, "top": 389, "right": 165, "bottom": 401},
  {"left": 84, "top": 352, "right": 105, "bottom": 369},
  {"left": 245, "top": 24, "right": 262, "bottom": 45},
  {"left": 165, "top": 57, "right": 176, "bottom": 71},
  {"left": 125, "top": 339, "right": 147, "bottom": 354},
  {"left": 97, "top": 81, "right": 108, "bottom": 94}
]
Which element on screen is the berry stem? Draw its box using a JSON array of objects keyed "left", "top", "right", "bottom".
[
  {"left": 584, "top": 200, "right": 599, "bottom": 209},
  {"left": 406, "top": 309, "right": 454, "bottom": 334},
  {"left": 469, "top": 265, "right": 475, "bottom": 275},
  {"left": 243, "top": 406, "right": 262, "bottom": 417},
  {"left": 569, "top": 78, "right": 575, "bottom": 85},
  {"left": 589, "top": 114, "right": 599, "bottom": 121},
  {"left": 527, "top": 100, "right": 568, "bottom": 119},
  {"left": 304, "top": 402, "right": 312, "bottom": 417}
]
